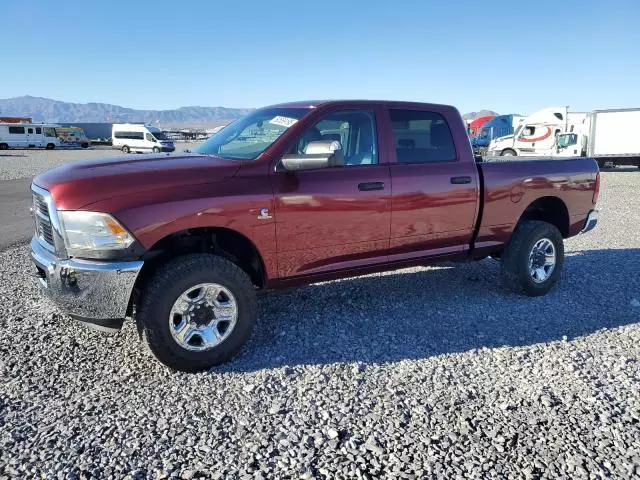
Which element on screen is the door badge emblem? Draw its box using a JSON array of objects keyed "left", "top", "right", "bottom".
[{"left": 258, "top": 208, "right": 272, "bottom": 220}]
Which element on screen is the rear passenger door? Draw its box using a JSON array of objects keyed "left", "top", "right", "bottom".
[{"left": 387, "top": 108, "right": 479, "bottom": 260}]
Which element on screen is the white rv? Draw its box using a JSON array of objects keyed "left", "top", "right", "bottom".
[
  {"left": 111, "top": 124, "right": 175, "bottom": 153},
  {"left": 0, "top": 123, "right": 60, "bottom": 150}
]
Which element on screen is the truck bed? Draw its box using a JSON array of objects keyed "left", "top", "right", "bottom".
[{"left": 473, "top": 156, "right": 599, "bottom": 251}]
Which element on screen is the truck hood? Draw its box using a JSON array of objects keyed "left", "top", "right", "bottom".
[
  {"left": 493, "top": 134, "right": 514, "bottom": 143},
  {"left": 33, "top": 153, "right": 241, "bottom": 210}
]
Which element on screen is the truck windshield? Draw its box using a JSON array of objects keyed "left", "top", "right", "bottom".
[
  {"left": 514, "top": 125, "right": 523, "bottom": 137},
  {"left": 193, "top": 108, "right": 309, "bottom": 160},
  {"left": 152, "top": 131, "right": 168, "bottom": 141}
]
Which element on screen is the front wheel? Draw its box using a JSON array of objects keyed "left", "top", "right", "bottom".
[
  {"left": 501, "top": 149, "right": 517, "bottom": 157},
  {"left": 46, "top": 143, "right": 55, "bottom": 150},
  {"left": 136, "top": 254, "right": 257, "bottom": 372},
  {"left": 500, "top": 220, "right": 564, "bottom": 296},
  {"left": 153, "top": 146, "right": 161, "bottom": 153},
  {"left": 122, "top": 145, "right": 130, "bottom": 153}
]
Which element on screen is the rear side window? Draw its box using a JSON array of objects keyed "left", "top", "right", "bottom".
[
  {"left": 9, "top": 126, "right": 25, "bottom": 134},
  {"left": 389, "top": 110, "right": 457, "bottom": 163},
  {"left": 114, "top": 131, "right": 144, "bottom": 140},
  {"left": 35, "top": 127, "right": 42, "bottom": 134}
]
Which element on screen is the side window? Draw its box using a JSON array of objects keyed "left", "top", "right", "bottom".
[
  {"left": 44, "top": 127, "right": 56, "bottom": 137},
  {"left": 146, "top": 133, "right": 154, "bottom": 142},
  {"left": 521, "top": 126, "right": 536, "bottom": 137},
  {"left": 9, "top": 126, "right": 25, "bottom": 134},
  {"left": 294, "top": 109, "right": 377, "bottom": 166},
  {"left": 27, "top": 128, "right": 34, "bottom": 134},
  {"left": 389, "top": 109, "right": 456, "bottom": 163},
  {"left": 35, "top": 127, "right": 42, "bottom": 134}
]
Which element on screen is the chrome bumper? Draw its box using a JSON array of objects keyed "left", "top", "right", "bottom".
[
  {"left": 30, "top": 236, "right": 143, "bottom": 327},
  {"left": 581, "top": 210, "right": 598, "bottom": 234}
]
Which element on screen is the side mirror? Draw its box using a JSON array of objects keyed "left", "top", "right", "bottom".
[{"left": 281, "top": 140, "right": 344, "bottom": 171}]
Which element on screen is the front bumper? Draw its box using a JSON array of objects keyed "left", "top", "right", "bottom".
[
  {"left": 581, "top": 210, "right": 598, "bottom": 234},
  {"left": 30, "top": 236, "right": 143, "bottom": 330}
]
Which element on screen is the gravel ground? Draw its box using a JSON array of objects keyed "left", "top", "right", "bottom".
[
  {"left": 0, "top": 143, "right": 201, "bottom": 181},
  {"left": 0, "top": 169, "right": 639, "bottom": 479}
]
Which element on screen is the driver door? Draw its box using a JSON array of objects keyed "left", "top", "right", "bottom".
[{"left": 270, "top": 108, "right": 391, "bottom": 278}]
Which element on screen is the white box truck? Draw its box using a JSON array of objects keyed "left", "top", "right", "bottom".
[
  {"left": 112, "top": 124, "right": 175, "bottom": 153},
  {"left": 555, "top": 108, "right": 640, "bottom": 168},
  {"left": 0, "top": 123, "right": 60, "bottom": 150}
]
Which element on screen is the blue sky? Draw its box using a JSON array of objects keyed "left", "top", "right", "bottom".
[{"left": 2, "top": 0, "right": 639, "bottom": 114}]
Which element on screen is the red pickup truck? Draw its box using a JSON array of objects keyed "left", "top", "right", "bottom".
[{"left": 30, "top": 100, "right": 599, "bottom": 371}]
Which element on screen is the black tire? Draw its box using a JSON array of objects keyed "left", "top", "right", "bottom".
[
  {"left": 500, "top": 220, "right": 564, "bottom": 296},
  {"left": 153, "top": 146, "right": 161, "bottom": 153},
  {"left": 81, "top": 143, "right": 89, "bottom": 149},
  {"left": 136, "top": 254, "right": 257, "bottom": 372},
  {"left": 0, "top": 143, "right": 8, "bottom": 150},
  {"left": 46, "top": 143, "right": 55, "bottom": 150},
  {"left": 122, "top": 145, "right": 130, "bottom": 153},
  {"left": 501, "top": 149, "right": 517, "bottom": 157}
]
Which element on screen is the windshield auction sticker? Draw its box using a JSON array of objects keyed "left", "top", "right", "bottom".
[{"left": 269, "top": 116, "right": 298, "bottom": 128}]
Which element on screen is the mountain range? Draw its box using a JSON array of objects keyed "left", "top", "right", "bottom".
[
  {"left": 0, "top": 96, "right": 252, "bottom": 126},
  {"left": 0, "top": 96, "right": 497, "bottom": 126}
]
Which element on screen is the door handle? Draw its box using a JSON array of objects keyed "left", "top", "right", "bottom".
[
  {"left": 358, "top": 182, "right": 385, "bottom": 191},
  {"left": 450, "top": 176, "right": 472, "bottom": 184}
]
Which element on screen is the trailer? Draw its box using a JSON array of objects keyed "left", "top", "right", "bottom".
[{"left": 589, "top": 109, "right": 640, "bottom": 167}]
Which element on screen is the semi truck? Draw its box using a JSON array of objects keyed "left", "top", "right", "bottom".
[
  {"left": 555, "top": 109, "right": 640, "bottom": 168},
  {"left": 487, "top": 107, "right": 570, "bottom": 157},
  {"left": 467, "top": 115, "right": 495, "bottom": 137},
  {"left": 471, "top": 114, "right": 523, "bottom": 155}
]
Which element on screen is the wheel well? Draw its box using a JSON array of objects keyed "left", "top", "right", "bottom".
[
  {"left": 138, "top": 227, "right": 266, "bottom": 289},
  {"left": 518, "top": 197, "right": 569, "bottom": 237}
]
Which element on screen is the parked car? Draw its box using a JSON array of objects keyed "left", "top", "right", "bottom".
[
  {"left": 111, "top": 123, "right": 175, "bottom": 153},
  {"left": 30, "top": 100, "right": 600, "bottom": 371}
]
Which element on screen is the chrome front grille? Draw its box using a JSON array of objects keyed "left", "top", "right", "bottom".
[{"left": 32, "top": 190, "right": 55, "bottom": 248}]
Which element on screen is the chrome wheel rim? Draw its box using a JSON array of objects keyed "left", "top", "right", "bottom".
[
  {"left": 528, "top": 238, "right": 556, "bottom": 283},
  {"left": 169, "top": 283, "right": 238, "bottom": 351}
]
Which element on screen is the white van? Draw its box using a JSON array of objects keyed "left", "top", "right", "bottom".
[
  {"left": 111, "top": 124, "right": 175, "bottom": 153},
  {"left": 0, "top": 123, "right": 60, "bottom": 150}
]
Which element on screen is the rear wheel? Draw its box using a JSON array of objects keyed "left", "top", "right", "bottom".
[
  {"left": 0, "top": 143, "right": 8, "bottom": 150},
  {"left": 501, "top": 149, "right": 517, "bottom": 156},
  {"left": 136, "top": 254, "right": 257, "bottom": 372},
  {"left": 121, "top": 145, "right": 130, "bottom": 153},
  {"left": 501, "top": 220, "right": 564, "bottom": 296}
]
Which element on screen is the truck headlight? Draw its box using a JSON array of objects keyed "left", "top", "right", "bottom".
[{"left": 58, "top": 211, "right": 135, "bottom": 253}]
